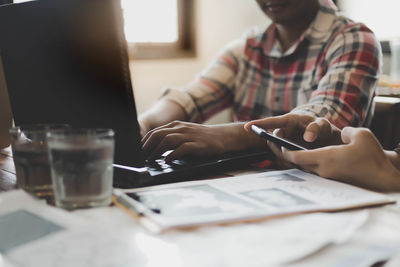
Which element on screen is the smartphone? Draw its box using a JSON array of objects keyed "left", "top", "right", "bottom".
[{"left": 250, "top": 125, "right": 307, "bottom": 151}]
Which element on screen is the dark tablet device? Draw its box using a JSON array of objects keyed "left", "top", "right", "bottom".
[{"left": 250, "top": 125, "right": 307, "bottom": 151}]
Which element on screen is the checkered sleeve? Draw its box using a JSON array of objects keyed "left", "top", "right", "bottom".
[
  {"left": 291, "top": 23, "right": 382, "bottom": 128},
  {"left": 162, "top": 39, "right": 245, "bottom": 123}
]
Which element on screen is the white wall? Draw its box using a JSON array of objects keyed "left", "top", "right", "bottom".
[
  {"left": 130, "top": 0, "right": 269, "bottom": 123},
  {"left": 339, "top": 0, "right": 400, "bottom": 40},
  {"left": 338, "top": 0, "right": 398, "bottom": 77}
]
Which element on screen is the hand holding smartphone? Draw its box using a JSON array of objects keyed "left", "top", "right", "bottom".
[{"left": 250, "top": 125, "right": 306, "bottom": 151}]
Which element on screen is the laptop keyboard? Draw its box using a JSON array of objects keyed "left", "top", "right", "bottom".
[{"left": 145, "top": 158, "right": 188, "bottom": 173}]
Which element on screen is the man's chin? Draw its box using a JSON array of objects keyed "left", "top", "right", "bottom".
[{"left": 269, "top": 16, "right": 292, "bottom": 25}]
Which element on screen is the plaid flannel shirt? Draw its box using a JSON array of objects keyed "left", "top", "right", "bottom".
[{"left": 163, "top": 0, "right": 381, "bottom": 128}]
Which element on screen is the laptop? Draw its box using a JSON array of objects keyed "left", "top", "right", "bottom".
[{"left": 0, "top": 0, "right": 273, "bottom": 188}]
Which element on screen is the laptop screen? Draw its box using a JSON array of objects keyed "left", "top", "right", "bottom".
[{"left": 0, "top": 0, "right": 145, "bottom": 167}]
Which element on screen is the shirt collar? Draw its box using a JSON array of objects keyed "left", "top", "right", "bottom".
[{"left": 263, "top": 0, "right": 338, "bottom": 58}]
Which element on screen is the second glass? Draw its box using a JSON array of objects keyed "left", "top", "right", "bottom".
[{"left": 47, "top": 128, "right": 115, "bottom": 210}]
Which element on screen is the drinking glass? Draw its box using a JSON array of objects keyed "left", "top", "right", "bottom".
[
  {"left": 47, "top": 128, "right": 115, "bottom": 209},
  {"left": 9, "top": 124, "right": 69, "bottom": 198}
]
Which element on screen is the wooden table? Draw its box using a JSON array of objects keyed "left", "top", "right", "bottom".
[
  {"left": 1, "top": 145, "right": 400, "bottom": 266},
  {"left": 0, "top": 146, "right": 16, "bottom": 192}
]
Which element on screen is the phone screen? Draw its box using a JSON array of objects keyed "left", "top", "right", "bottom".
[{"left": 250, "top": 125, "right": 307, "bottom": 151}]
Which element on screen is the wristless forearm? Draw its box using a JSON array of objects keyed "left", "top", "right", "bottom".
[
  {"left": 139, "top": 99, "right": 188, "bottom": 134},
  {"left": 214, "top": 122, "right": 267, "bottom": 152}
]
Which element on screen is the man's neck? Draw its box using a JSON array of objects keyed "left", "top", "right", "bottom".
[{"left": 275, "top": 6, "right": 319, "bottom": 53}]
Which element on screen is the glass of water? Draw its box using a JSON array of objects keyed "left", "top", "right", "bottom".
[
  {"left": 9, "top": 124, "right": 70, "bottom": 199},
  {"left": 47, "top": 128, "right": 115, "bottom": 210}
]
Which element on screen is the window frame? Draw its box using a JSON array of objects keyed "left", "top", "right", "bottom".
[{"left": 126, "top": 0, "right": 196, "bottom": 60}]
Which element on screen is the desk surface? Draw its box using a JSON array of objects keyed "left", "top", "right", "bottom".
[{"left": 1, "top": 147, "right": 400, "bottom": 267}]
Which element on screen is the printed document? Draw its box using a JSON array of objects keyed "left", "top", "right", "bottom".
[{"left": 118, "top": 169, "right": 395, "bottom": 231}]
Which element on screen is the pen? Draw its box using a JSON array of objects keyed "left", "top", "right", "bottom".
[
  {"left": 126, "top": 192, "right": 162, "bottom": 214},
  {"left": 112, "top": 189, "right": 144, "bottom": 219},
  {"left": 112, "top": 189, "right": 164, "bottom": 233}
]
